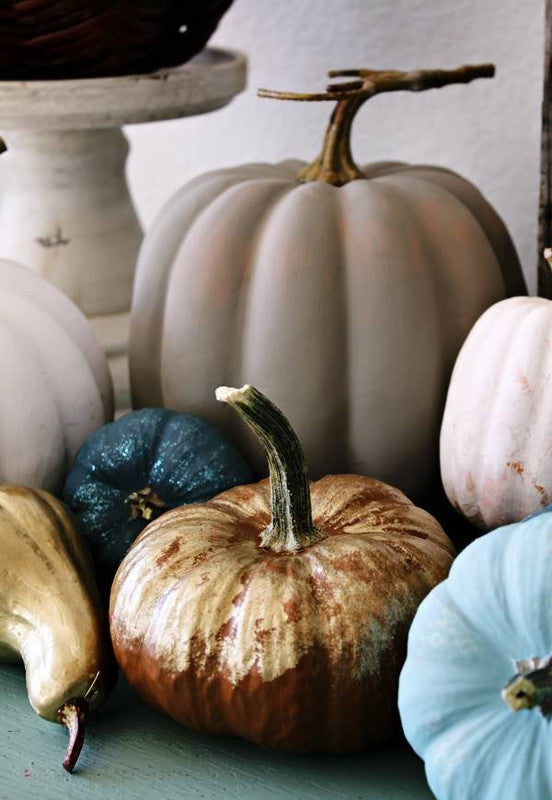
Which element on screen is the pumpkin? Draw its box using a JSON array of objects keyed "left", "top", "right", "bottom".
[
  {"left": 440, "top": 289, "right": 552, "bottom": 530},
  {"left": 0, "top": 259, "right": 113, "bottom": 494},
  {"left": 63, "top": 407, "right": 252, "bottom": 588},
  {"left": 398, "top": 506, "right": 552, "bottom": 800},
  {"left": 129, "top": 64, "right": 525, "bottom": 500},
  {"left": 110, "top": 384, "right": 454, "bottom": 753}
]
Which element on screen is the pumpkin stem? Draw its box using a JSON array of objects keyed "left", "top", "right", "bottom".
[
  {"left": 57, "top": 698, "right": 87, "bottom": 773},
  {"left": 127, "top": 486, "right": 168, "bottom": 522},
  {"left": 258, "top": 63, "right": 494, "bottom": 186},
  {"left": 216, "top": 385, "right": 325, "bottom": 553},
  {"left": 502, "top": 656, "right": 552, "bottom": 716}
]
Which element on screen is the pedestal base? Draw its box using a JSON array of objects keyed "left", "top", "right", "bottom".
[
  {"left": 0, "top": 128, "right": 140, "bottom": 317},
  {"left": 0, "top": 48, "right": 247, "bottom": 412}
]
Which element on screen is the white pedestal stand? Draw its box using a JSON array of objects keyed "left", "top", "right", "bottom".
[{"left": 0, "top": 48, "right": 246, "bottom": 410}]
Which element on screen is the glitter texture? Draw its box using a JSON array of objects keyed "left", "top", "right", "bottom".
[{"left": 63, "top": 408, "right": 252, "bottom": 591}]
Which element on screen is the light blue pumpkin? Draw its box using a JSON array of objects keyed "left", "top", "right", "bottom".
[{"left": 398, "top": 507, "right": 552, "bottom": 800}]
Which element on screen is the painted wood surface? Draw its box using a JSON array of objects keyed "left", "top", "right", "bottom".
[{"left": 0, "top": 663, "right": 433, "bottom": 800}]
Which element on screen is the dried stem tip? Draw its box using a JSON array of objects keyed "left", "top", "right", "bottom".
[
  {"left": 258, "top": 63, "right": 495, "bottom": 186},
  {"left": 57, "top": 698, "right": 88, "bottom": 773}
]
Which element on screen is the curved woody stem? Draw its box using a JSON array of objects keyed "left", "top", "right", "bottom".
[
  {"left": 258, "top": 63, "right": 495, "bottom": 186},
  {"left": 216, "top": 385, "right": 325, "bottom": 554},
  {"left": 57, "top": 698, "right": 88, "bottom": 773}
]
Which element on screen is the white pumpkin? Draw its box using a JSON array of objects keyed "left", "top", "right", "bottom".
[
  {"left": 0, "top": 259, "right": 113, "bottom": 492},
  {"left": 440, "top": 296, "right": 552, "bottom": 529},
  {"left": 130, "top": 65, "right": 525, "bottom": 499}
]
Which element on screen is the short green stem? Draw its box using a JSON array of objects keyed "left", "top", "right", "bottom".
[
  {"left": 216, "top": 385, "right": 325, "bottom": 553},
  {"left": 502, "top": 656, "right": 552, "bottom": 716}
]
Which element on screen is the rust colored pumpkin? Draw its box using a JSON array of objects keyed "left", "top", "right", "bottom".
[{"left": 110, "top": 386, "right": 454, "bottom": 752}]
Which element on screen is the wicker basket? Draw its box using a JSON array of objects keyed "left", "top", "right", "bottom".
[{"left": 0, "top": 0, "right": 234, "bottom": 79}]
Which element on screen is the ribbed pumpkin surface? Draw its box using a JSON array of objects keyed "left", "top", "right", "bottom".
[{"left": 0, "top": 0, "right": 233, "bottom": 79}]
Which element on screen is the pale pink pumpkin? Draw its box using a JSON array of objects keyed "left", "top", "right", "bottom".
[{"left": 441, "top": 296, "right": 552, "bottom": 529}]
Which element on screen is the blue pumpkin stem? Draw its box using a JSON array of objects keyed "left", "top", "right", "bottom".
[
  {"left": 502, "top": 656, "right": 552, "bottom": 716},
  {"left": 216, "top": 385, "right": 326, "bottom": 553}
]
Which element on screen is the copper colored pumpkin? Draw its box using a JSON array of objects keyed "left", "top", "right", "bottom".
[{"left": 110, "top": 386, "right": 454, "bottom": 752}]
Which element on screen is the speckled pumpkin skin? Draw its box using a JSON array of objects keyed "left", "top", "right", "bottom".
[{"left": 110, "top": 475, "right": 454, "bottom": 752}]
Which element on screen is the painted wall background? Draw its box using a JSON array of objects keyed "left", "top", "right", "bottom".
[{"left": 126, "top": 0, "right": 545, "bottom": 292}]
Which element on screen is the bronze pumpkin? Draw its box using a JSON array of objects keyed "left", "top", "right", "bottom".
[{"left": 110, "top": 385, "right": 454, "bottom": 752}]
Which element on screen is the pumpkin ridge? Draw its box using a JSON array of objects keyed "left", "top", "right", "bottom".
[
  {"left": 230, "top": 180, "right": 303, "bottom": 391},
  {"left": 2, "top": 261, "right": 113, "bottom": 419},
  {"left": 144, "top": 408, "right": 174, "bottom": 493},
  {"left": 389, "top": 165, "right": 524, "bottom": 297},
  {"left": 132, "top": 171, "right": 286, "bottom": 407},
  {"left": 160, "top": 179, "right": 296, "bottom": 426},
  {"left": 340, "top": 178, "right": 444, "bottom": 492},
  {"left": 441, "top": 302, "right": 510, "bottom": 524},
  {"left": 512, "top": 303, "right": 552, "bottom": 514},
  {"left": 0, "top": 291, "right": 104, "bottom": 474},
  {"left": 237, "top": 183, "right": 349, "bottom": 476},
  {"left": 0, "top": 319, "right": 66, "bottom": 489},
  {"left": 335, "top": 184, "right": 351, "bottom": 468}
]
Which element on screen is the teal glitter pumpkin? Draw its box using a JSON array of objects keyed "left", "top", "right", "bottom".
[
  {"left": 398, "top": 506, "right": 552, "bottom": 800},
  {"left": 63, "top": 408, "right": 251, "bottom": 588}
]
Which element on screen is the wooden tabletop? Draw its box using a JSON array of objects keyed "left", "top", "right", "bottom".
[{"left": 0, "top": 662, "right": 434, "bottom": 800}]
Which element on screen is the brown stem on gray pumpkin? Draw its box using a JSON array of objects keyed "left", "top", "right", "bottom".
[
  {"left": 216, "top": 385, "right": 325, "bottom": 553},
  {"left": 258, "top": 63, "right": 495, "bottom": 186},
  {"left": 57, "top": 698, "right": 88, "bottom": 773},
  {"left": 502, "top": 656, "right": 552, "bottom": 716}
]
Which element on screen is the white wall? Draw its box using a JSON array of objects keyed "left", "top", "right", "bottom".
[{"left": 126, "top": 0, "right": 545, "bottom": 292}]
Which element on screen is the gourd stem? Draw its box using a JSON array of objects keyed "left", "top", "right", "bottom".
[
  {"left": 299, "top": 95, "right": 367, "bottom": 185},
  {"left": 216, "top": 385, "right": 325, "bottom": 553},
  {"left": 258, "top": 63, "right": 495, "bottom": 186},
  {"left": 57, "top": 698, "right": 87, "bottom": 773},
  {"left": 502, "top": 657, "right": 552, "bottom": 716},
  {"left": 128, "top": 486, "right": 168, "bottom": 522}
]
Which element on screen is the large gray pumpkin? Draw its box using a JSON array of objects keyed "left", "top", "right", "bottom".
[{"left": 130, "top": 65, "right": 525, "bottom": 499}]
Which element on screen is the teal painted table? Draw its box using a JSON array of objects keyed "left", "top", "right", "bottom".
[{"left": 0, "top": 663, "right": 434, "bottom": 800}]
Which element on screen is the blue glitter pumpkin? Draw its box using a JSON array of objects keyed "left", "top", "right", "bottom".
[{"left": 63, "top": 408, "right": 252, "bottom": 589}]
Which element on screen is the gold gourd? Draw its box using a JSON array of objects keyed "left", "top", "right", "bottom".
[{"left": 0, "top": 485, "right": 115, "bottom": 771}]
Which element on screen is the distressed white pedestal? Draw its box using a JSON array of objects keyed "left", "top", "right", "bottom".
[{"left": 0, "top": 48, "right": 246, "bottom": 410}]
